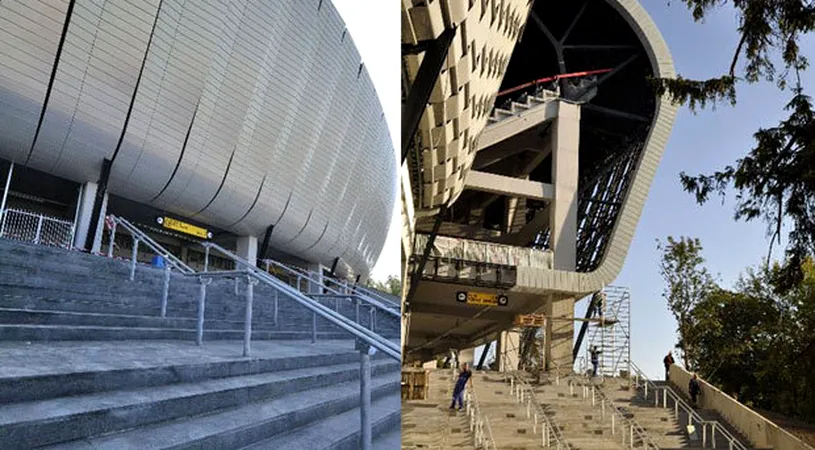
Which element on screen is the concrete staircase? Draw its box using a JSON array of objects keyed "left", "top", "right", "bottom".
[
  {"left": 402, "top": 368, "right": 475, "bottom": 449},
  {"left": 0, "top": 238, "right": 399, "bottom": 341},
  {"left": 0, "top": 238, "right": 401, "bottom": 448},
  {"left": 471, "top": 371, "right": 547, "bottom": 448}
]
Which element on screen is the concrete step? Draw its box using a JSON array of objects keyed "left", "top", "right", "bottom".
[
  {"left": 43, "top": 382, "right": 400, "bottom": 450},
  {"left": 0, "top": 323, "right": 348, "bottom": 341},
  {"left": 241, "top": 392, "right": 400, "bottom": 450},
  {"left": 0, "top": 359, "right": 400, "bottom": 448},
  {"left": 0, "top": 307, "right": 250, "bottom": 330},
  {"left": 0, "top": 348, "right": 367, "bottom": 404}
]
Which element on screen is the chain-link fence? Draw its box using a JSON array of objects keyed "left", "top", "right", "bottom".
[{"left": 0, "top": 209, "right": 74, "bottom": 249}]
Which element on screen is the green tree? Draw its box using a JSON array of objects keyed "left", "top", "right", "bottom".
[
  {"left": 366, "top": 274, "right": 402, "bottom": 297},
  {"left": 657, "top": 236, "right": 717, "bottom": 370},
  {"left": 654, "top": 1, "right": 815, "bottom": 290}
]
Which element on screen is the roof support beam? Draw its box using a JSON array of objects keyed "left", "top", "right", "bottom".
[
  {"left": 582, "top": 103, "right": 650, "bottom": 123},
  {"left": 478, "top": 100, "right": 558, "bottom": 150},
  {"left": 465, "top": 171, "right": 554, "bottom": 202}
]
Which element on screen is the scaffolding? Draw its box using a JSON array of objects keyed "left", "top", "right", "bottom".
[{"left": 584, "top": 285, "right": 631, "bottom": 378}]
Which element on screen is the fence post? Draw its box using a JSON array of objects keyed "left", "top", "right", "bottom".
[
  {"left": 34, "top": 214, "right": 43, "bottom": 244},
  {"left": 108, "top": 222, "right": 116, "bottom": 257},
  {"left": 243, "top": 276, "right": 257, "bottom": 357},
  {"left": 273, "top": 289, "right": 279, "bottom": 326},
  {"left": 161, "top": 265, "right": 170, "bottom": 317},
  {"left": 358, "top": 342, "right": 372, "bottom": 450},
  {"left": 312, "top": 311, "right": 317, "bottom": 343},
  {"left": 130, "top": 239, "right": 139, "bottom": 281},
  {"left": 196, "top": 277, "right": 211, "bottom": 346}
]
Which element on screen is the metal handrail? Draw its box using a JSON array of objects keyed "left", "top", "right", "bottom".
[
  {"left": 262, "top": 259, "right": 399, "bottom": 318},
  {"left": 205, "top": 242, "right": 400, "bottom": 360},
  {"left": 502, "top": 353, "right": 573, "bottom": 450},
  {"left": 464, "top": 384, "right": 497, "bottom": 450},
  {"left": 109, "top": 215, "right": 194, "bottom": 274},
  {"left": 629, "top": 362, "right": 748, "bottom": 450},
  {"left": 573, "top": 373, "right": 660, "bottom": 449}
]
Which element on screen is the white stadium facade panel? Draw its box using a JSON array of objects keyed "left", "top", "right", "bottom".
[{"left": 0, "top": 0, "right": 395, "bottom": 278}]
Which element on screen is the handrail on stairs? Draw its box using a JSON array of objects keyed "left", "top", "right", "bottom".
[
  {"left": 261, "top": 259, "right": 399, "bottom": 318},
  {"left": 501, "top": 353, "right": 573, "bottom": 450},
  {"left": 629, "top": 362, "right": 748, "bottom": 450},
  {"left": 455, "top": 366, "right": 498, "bottom": 450},
  {"left": 99, "top": 216, "right": 399, "bottom": 450},
  {"left": 572, "top": 372, "right": 660, "bottom": 450}
]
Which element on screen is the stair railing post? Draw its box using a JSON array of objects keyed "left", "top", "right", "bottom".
[
  {"left": 663, "top": 389, "right": 667, "bottom": 408},
  {"left": 160, "top": 265, "right": 170, "bottom": 317},
  {"left": 601, "top": 399, "right": 605, "bottom": 419},
  {"left": 630, "top": 424, "right": 634, "bottom": 448},
  {"left": 612, "top": 413, "right": 615, "bottom": 434},
  {"left": 243, "top": 276, "right": 257, "bottom": 357},
  {"left": 130, "top": 239, "right": 139, "bottom": 281},
  {"left": 702, "top": 423, "right": 707, "bottom": 447},
  {"left": 234, "top": 277, "right": 239, "bottom": 295},
  {"left": 312, "top": 310, "right": 317, "bottom": 343},
  {"left": 273, "top": 289, "right": 278, "bottom": 326},
  {"left": 196, "top": 277, "right": 211, "bottom": 346},
  {"left": 203, "top": 246, "right": 209, "bottom": 272},
  {"left": 644, "top": 382, "right": 648, "bottom": 399},
  {"left": 356, "top": 298, "right": 361, "bottom": 324},
  {"left": 533, "top": 412, "right": 538, "bottom": 434},
  {"left": 33, "top": 213, "right": 43, "bottom": 245},
  {"left": 107, "top": 222, "right": 116, "bottom": 257},
  {"left": 358, "top": 341, "right": 372, "bottom": 450}
]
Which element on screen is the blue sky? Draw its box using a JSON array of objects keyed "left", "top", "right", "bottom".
[{"left": 593, "top": 2, "right": 815, "bottom": 379}]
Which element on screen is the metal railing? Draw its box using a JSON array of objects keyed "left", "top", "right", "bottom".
[
  {"left": 629, "top": 362, "right": 748, "bottom": 450},
  {"left": 0, "top": 208, "right": 74, "bottom": 249},
  {"left": 263, "top": 260, "right": 399, "bottom": 318},
  {"left": 501, "top": 353, "right": 573, "bottom": 450},
  {"left": 463, "top": 381, "right": 497, "bottom": 449},
  {"left": 105, "top": 216, "right": 400, "bottom": 450},
  {"left": 572, "top": 372, "right": 659, "bottom": 449}
]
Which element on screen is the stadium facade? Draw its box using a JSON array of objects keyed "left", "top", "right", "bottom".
[{"left": 0, "top": 0, "right": 395, "bottom": 279}]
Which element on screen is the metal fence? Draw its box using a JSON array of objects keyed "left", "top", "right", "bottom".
[{"left": 0, "top": 209, "right": 74, "bottom": 248}]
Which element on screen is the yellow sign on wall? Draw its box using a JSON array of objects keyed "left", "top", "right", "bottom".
[
  {"left": 455, "top": 291, "right": 509, "bottom": 307},
  {"left": 514, "top": 314, "right": 546, "bottom": 327},
  {"left": 157, "top": 216, "right": 211, "bottom": 239}
]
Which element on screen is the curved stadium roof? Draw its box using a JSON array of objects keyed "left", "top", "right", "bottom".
[{"left": 0, "top": 0, "right": 395, "bottom": 277}]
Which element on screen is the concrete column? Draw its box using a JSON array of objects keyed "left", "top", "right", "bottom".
[
  {"left": 545, "top": 295, "right": 575, "bottom": 375},
  {"left": 73, "top": 182, "right": 98, "bottom": 250},
  {"left": 308, "top": 263, "right": 323, "bottom": 294},
  {"left": 459, "top": 347, "right": 475, "bottom": 368},
  {"left": 550, "top": 101, "right": 580, "bottom": 271},
  {"left": 497, "top": 330, "right": 521, "bottom": 372},
  {"left": 91, "top": 192, "right": 108, "bottom": 254},
  {"left": 236, "top": 235, "right": 258, "bottom": 267}
]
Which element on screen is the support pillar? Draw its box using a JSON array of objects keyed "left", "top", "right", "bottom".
[
  {"left": 550, "top": 101, "right": 580, "bottom": 271},
  {"left": 91, "top": 192, "right": 108, "bottom": 254},
  {"left": 236, "top": 235, "right": 258, "bottom": 268},
  {"left": 459, "top": 347, "right": 475, "bottom": 368},
  {"left": 73, "top": 182, "right": 98, "bottom": 250},
  {"left": 545, "top": 295, "right": 575, "bottom": 375},
  {"left": 497, "top": 330, "right": 521, "bottom": 372}
]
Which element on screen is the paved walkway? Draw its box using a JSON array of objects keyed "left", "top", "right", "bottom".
[{"left": 402, "top": 368, "right": 475, "bottom": 449}]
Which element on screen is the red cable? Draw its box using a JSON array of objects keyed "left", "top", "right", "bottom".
[{"left": 497, "top": 68, "right": 613, "bottom": 97}]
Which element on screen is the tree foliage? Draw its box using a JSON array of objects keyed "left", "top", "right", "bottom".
[
  {"left": 659, "top": 235, "right": 815, "bottom": 420},
  {"left": 654, "top": 1, "right": 815, "bottom": 290},
  {"left": 366, "top": 274, "right": 403, "bottom": 297},
  {"left": 657, "top": 236, "right": 717, "bottom": 371}
]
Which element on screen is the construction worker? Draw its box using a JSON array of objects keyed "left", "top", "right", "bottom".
[
  {"left": 589, "top": 346, "right": 602, "bottom": 377},
  {"left": 449, "top": 363, "right": 473, "bottom": 411}
]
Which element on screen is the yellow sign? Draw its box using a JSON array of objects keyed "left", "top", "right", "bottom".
[
  {"left": 514, "top": 314, "right": 546, "bottom": 327},
  {"left": 456, "top": 291, "right": 509, "bottom": 307},
  {"left": 158, "top": 216, "right": 211, "bottom": 239}
]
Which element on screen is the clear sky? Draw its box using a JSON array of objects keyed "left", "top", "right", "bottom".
[{"left": 331, "top": 0, "right": 401, "bottom": 283}]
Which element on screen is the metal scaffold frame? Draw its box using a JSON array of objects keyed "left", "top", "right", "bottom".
[{"left": 584, "top": 285, "right": 631, "bottom": 378}]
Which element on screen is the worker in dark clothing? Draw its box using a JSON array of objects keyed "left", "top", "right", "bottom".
[
  {"left": 689, "top": 373, "right": 701, "bottom": 407},
  {"left": 663, "top": 351, "right": 675, "bottom": 381},
  {"left": 450, "top": 363, "right": 473, "bottom": 410},
  {"left": 589, "top": 346, "right": 602, "bottom": 377}
]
